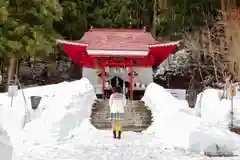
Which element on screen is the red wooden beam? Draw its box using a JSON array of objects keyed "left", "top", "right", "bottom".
[
  {"left": 101, "top": 59, "right": 106, "bottom": 99},
  {"left": 129, "top": 60, "right": 133, "bottom": 100}
]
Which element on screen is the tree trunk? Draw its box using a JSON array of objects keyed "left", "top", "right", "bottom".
[
  {"left": 227, "top": 0, "right": 236, "bottom": 8},
  {"left": 159, "top": 0, "right": 168, "bottom": 9},
  {"left": 7, "top": 57, "right": 17, "bottom": 85},
  {"left": 221, "top": 0, "right": 225, "bottom": 11},
  {"left": 152, "top": 0, "right": 157, "bottom": 38}
]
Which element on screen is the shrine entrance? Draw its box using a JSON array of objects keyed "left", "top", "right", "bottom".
[
  {"left": 110, "top": 76, "right": 125, "bottom": 88},
  {"left": 108, "top": 76, "right": 130, "bottom": 99},
  {"left": 101, "top": 58, "right": 134, "bottom": 100},
  {"left": 57, "top": 28, "right": 179, "bottom": 131}
]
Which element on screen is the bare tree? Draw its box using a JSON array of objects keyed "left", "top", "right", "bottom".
[{"left": 177, "top": 8, "right": 240, "bottom": 90}]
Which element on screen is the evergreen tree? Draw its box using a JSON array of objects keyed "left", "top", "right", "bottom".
[{"left": 0, "top": 0, "right": 63, "bottom": 83}]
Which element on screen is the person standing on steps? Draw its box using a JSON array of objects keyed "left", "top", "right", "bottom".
[{"left": 109, "top": 86, "right": 126, "bottom": 139}]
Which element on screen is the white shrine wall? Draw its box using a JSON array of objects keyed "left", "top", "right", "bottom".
[{"left": 82, "top": 67, "right": 153, "bottom": 94}]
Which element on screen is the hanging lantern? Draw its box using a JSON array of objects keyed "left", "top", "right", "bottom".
[
  {"left": 136, "top": 82, "right": 140, "bottom": 88},
  {"left": 120, "top": 68, "right": 123, "bottom": 72},
  {"left": 105, "top": 81, "right": 109, "bottom": 88},
  {"left": 109, "top": 67, "right": 112, "bottom": 73},
  {"left": 105, "top": 66, "right": 109, "bottom": 72},
  {"left": 141, "top": 84, "right": 146, "bottom": 89},
  {"left": 128, "top": 71, "right": 138, "bottom": 77},
  {"left": 134, "top": 83, "right": 137, "bottom": 88},
  {"left": 115, "top": 67, "right": 118, "bottom": 73}
]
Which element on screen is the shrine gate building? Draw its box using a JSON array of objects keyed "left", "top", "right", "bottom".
[{"left": 57, "top": 28, "right": 179, "bottom": 100}]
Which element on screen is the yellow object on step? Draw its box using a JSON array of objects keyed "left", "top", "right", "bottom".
[{"left": 115, "top": 120, "right": 119, "bottom": 136}]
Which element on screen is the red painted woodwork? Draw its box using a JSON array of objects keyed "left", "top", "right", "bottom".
[
  {"left": 102, "top": 59, "right": 106, "bottom": 98},
  {"left": 129, "top": 64, "right": 133, "bottom": 99},
  {"left": 60, "top": 28, "right": 178, "bottom": 99},
  {"left": 61, "top": 28, "right": 178, "bottom": 68},
  {"left": 63, "top": 43, "right": 177, "bottom": 68}
]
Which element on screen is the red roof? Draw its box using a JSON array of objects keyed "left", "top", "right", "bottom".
[
  {"left": 78, "top": 28, "right": 161, "bottom": 51},
  {"left": 57, "top": 28, "right": 179, "bottom": 67}
]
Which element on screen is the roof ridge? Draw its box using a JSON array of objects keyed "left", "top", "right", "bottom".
[{"left": 88, "top": 28, "right": 148, "bottom": 32}]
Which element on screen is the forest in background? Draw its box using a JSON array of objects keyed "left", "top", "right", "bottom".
[{"left": 0, "top": 0, "right": 240, "bottom": 91}]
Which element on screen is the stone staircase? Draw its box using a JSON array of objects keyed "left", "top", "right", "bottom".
[{"left": 90, "top": 100, "right": 152, "bottom": 132}]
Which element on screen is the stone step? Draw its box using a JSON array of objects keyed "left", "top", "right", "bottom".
[
  {"left": 91, "top": 112, "right": 151, "bottom": 115},
  {"left": 90, "top": 121, "right": 150, "bottom": 128},
  {"left": 94, "top": 107, "right": 148, "bottom": 110},
  {"left": 91, "top": 114, "right": 151, "bottom": 117},
  {"left": 90, "top": 100, "right": 152, "bottom": 132},
  {"left": 91, "top": 122, "right": 151, "bottom": 129},
  {"left": 92, "top": 109, "right": 151, "bottom": 114},
  {"left": 92, "top": 125, "right": 148, "bottom": 132},
  {"left": 91, "top": 117, "right": 150, "bottom": 120},
  {"left": 91, "top": 119, "right": 151, "bottom": 123},
  {"left": 91, "top": 115, "right": 151, "bottom": 119},
  {"left": 94, "top": 113, "right": 151, "bottom": 116},
  {"left": 92, "top": 126, "right": 150, "bottom": 131},
  {"left": 91, "top": 120, "right": 151, "bottom": 124},
  {"left": 92, "top": 109, "right": 151, "bottom": 113},
  {"left": 92, "top": 107, "right": 151, "bottom": 111},
  {"left": 91, "top": 114, "right": 150, "bottom": 118},
  {"left": 93, "top": 100, "right": 145, "bottom": 106},
  {"left": 94, "top": 102, "right": 146, "bottom": 106},
  {"left": 91, "top": 117, "right": 151, "bottom": 120},
  {"left": 90, "top": 118, "right": 152, "bottom": 122},
  {"left": 92, "top": 113, "right": 151, "bottom": 116},
  {"left": 94, "top": 106, "right": 148, "bottom": 109},
  {"left": 93, "top": 125, "right": 151, "bottom": 131},
  {"left": 91, "top": 115, "right": 151, "bottom": 120}
]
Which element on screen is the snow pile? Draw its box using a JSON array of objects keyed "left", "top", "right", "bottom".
[
  {"left": 0, "top": 81, "right": 78, "bottom": 137},
  {"left": 65, "top": 118, "right": 100, "bottom": 145},
  {"left": 17, "top": 78, "right": 96, "bottom": 144},
  {"left": 225, "top": 89, "right": 240, "bottom": 127},
  {"left": 194, "top": 89, "right": 231, "bottom": 127},
  {"left": 0, "top": 125, "right": 13, "bottom": 160},
  {"left": 141, "top": 83, "right": 240, "bottom": 155},
  {"left": 0, "top": 106, "right": 26, "bottom": 138},
  {"left": 232, "top": 89, "right": 240, "bottom": 126},
  {"left": 232, "top": 100, "right": 240, "bottom": 127},
  {"left": 194, "top": 88, "right": 240, "bottom": 127},
  {"left": 141, "top": 82, "right": 194, "bottom": 119}
]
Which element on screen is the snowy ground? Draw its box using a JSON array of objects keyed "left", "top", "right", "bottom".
[
  {"left": 1, "top": 78, "right": 240, "bottom": 159},
  {"left": 14, "top": 121, "right": 238, "bottom": 160}
]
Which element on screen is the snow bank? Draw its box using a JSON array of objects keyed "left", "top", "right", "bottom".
[
  {"left": 0, "top": 125, "right": 13, "bottom": 160},
  {"left": 141, "top": 83, "right": 194, "bottom": 118},
  {"left": 194, "top": 89, "right": 231, "bottom": 127},
  {"left": 194, "top": 88, "right": 240, "bottom": 127},
  {"left": 232, "top": 89, "right": 240, "bottom": 126},
  {"left": 0, "top": 77, "right": 96, "bottom": 145},
  {"left": 142, "top": 83, "right": 240, "bottom": 155},
  {"left": 18, "top": 78, "right": 96, "bottom": 144},
  {"left": 0, "top": 81, "right": 77, "bottom": 137}
]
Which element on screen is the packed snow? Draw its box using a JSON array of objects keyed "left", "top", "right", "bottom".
[
  {"left": 194, "top": 87, "right": 240, "bottom": 128},
  {"left": 0, "top": 78, "right": 240, "bottom": 159},
  {"left": 142, "top": 83, "right": 240, "bottom": 155},
  {"left": 0, "top": 125, "right": 13, "bottom": 160}
]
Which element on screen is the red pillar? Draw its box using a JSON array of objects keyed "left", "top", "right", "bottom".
[
  {"left": 129, "top": 61, "right": 133, "bottom": 100},
  {"left": 102, "top": 59, "right": 106, "bottom": 99}
]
